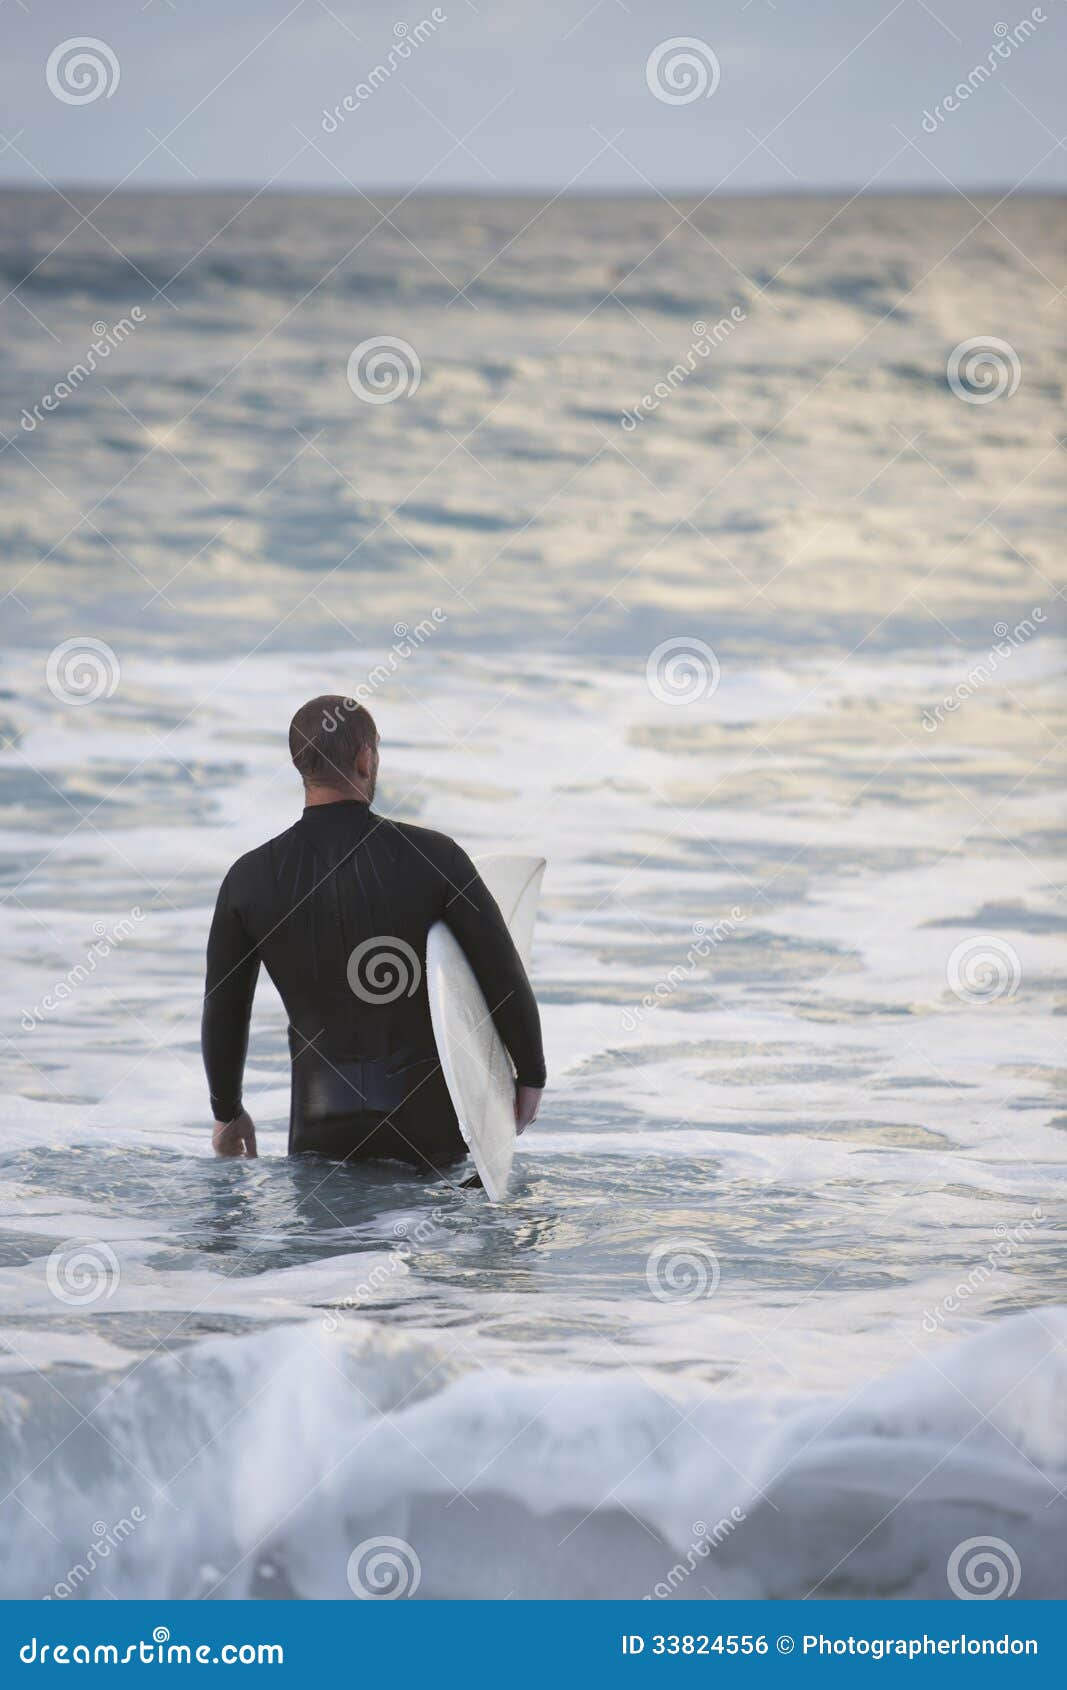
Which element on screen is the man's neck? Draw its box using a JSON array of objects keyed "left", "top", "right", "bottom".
[{"left": 302, "top": 784, "right": 371, "bottom": 808}]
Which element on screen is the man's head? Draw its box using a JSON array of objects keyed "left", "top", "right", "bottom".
[{"left": 289, "top": 696, "right": 379, "bottom": 802}]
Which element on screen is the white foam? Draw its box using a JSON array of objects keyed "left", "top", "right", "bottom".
[{"left": 0, "top": 1310, "right": 1062, "bottom": 1599}]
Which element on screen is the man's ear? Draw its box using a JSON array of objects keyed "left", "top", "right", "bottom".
[{"left": 355, "top": 743, "right": 375, "bottom": 780}]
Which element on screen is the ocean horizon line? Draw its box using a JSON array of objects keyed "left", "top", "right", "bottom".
[{"left": 0, "top": 180, "right": 1063, "bottom": 203}]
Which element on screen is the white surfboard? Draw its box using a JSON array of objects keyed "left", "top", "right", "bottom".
[{"left": 426, "top": 854, "right": 546, "bottom": 1202}]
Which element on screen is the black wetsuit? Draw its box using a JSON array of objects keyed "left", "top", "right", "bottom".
[{"left": 201, "top": 800, "right": 546, "bottom": 1168}]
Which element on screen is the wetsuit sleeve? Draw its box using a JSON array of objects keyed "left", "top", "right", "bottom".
[
  {"left": 202, "top": 870, "right": 260, "bottom": 1121},
  {"left": 441, "top": 842, "right": 547, "bottom": 1089}
]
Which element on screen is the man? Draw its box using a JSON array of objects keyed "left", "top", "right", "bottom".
[{"left": 202, "top": 696, "right": 545, "bottom": 1169}]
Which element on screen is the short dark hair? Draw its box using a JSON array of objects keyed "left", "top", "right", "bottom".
[{"left": 289, "top": 695, "right": 378, "bottom": 784}]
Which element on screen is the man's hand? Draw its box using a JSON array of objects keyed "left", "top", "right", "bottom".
[
  {"left": 514, "top": 1085, "right": 542, "bottom": 1135},
  {"left": 212, "top": 1111, "right": 258, "bottom": 1158}
]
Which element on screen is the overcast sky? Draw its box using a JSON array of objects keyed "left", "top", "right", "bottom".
[{"left": 2, "top": 0, "right": 1063, "bottom": 194}]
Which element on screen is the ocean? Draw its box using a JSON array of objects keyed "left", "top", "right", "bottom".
[{"left": 0, "top": 187, "right": 1064, "bottom": 1600}]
